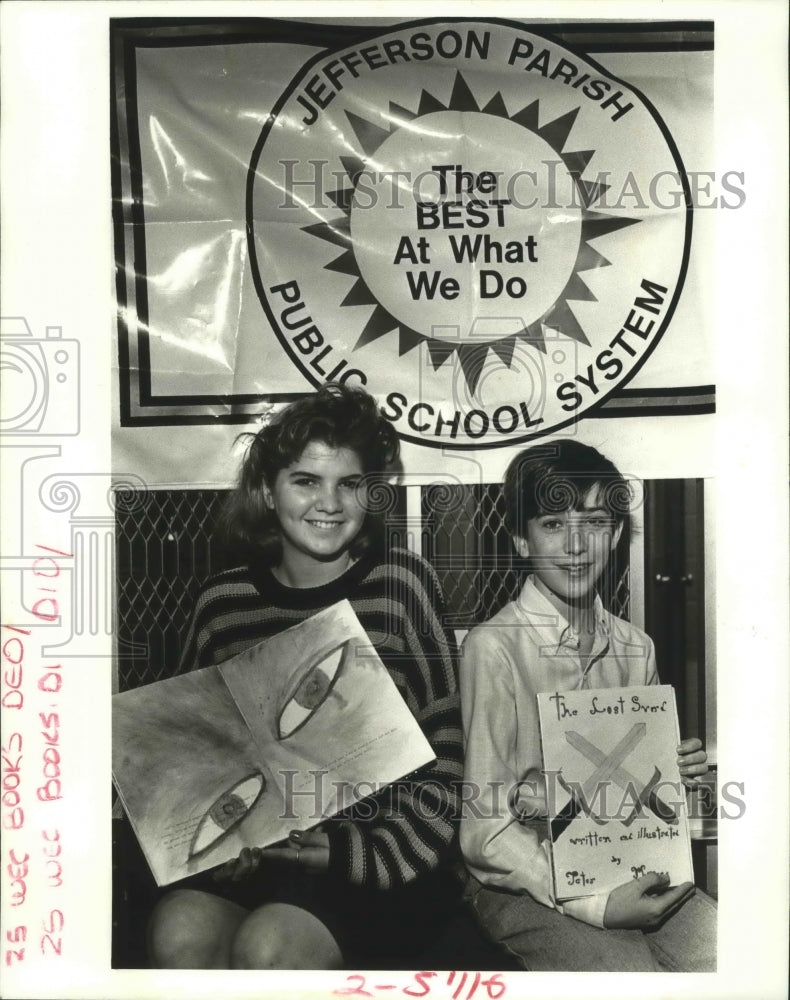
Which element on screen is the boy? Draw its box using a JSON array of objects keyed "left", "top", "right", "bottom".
[{"left": 459, "top": 440, "right": 716, "bottom": 971}]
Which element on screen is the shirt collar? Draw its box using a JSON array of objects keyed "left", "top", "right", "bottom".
[{"left": 514, "top": 575, "right": 610, "bottom": 650}]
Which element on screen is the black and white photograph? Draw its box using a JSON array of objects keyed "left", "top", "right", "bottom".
[{"left": 0, "top": 3, "right": 787, "bottom": 999}]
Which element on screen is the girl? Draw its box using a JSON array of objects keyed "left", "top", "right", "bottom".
[{"left": 149, "top": 384, "right": 462, "bottom": 969}]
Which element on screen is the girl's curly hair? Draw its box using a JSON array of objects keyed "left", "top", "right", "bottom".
[{"left": 221, "top": 383, "right": 400, "bottom": 566}]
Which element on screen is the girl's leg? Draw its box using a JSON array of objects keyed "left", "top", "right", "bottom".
[
  {"left": 148, "top": 888, "right": 248, "bottom": 968},
  {"left": 231, "top": 902, "right": 344, "bottom": 969},
  {"left": 148, "top": 889, "right": 344, "bottom": 969}
]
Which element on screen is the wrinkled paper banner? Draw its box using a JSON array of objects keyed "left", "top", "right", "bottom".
[{"left": 112, "top": 17, "right": 716, "bottom": 482}]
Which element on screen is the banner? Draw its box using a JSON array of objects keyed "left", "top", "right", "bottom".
[{"left": 111, "top": 17, "right": 718, "bottom": 483}]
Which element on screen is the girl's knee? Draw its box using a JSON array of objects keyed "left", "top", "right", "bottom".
[
  {"left": 148, "top": 889, "right": 244, "bottom": 969},
  {"left": 230, "top": 904, "right": 343, "bottom": 970},
  {"left": 230, "top": 917, "right": 285, "bottom": 969},
  {"left": 148, "top": 890, "right": 204, "bottom": 967}
]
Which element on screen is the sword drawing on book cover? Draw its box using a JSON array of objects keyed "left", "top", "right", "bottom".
[{"left": 537, "top": 685, "right": 693, "bottom": 901}]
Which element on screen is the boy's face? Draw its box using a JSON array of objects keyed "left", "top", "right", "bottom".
[{"left": 514, "top": 483, "right": 623, "bottom": 604}]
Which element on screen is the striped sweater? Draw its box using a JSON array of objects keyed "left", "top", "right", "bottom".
[{"left": 178, "top": 546, "right": 463, "bottom": 891}]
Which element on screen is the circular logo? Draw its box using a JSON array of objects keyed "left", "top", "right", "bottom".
[{"left": 248, "top": 20, "right": 690, "bottom": 449}]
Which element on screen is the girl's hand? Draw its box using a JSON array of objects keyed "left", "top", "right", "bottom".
[
  {"left": 212, "top": 829, "right": 330, "bottom": 882},
  {"left": 262, "top": 829, "right": 331, "bottom": 873},
  {"left": 603, "top": 872, "right": 695, "bottom": 929},
  {"left": 677, "top": 737, "right": 708, "bottom": 786},
  {"left": 213, "top": 845, "right": 265, "bottom": 883}
]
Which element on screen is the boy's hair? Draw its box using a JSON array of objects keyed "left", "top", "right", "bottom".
[
  {"left": 503, "top": 440, "right": 632, "bottom": 538},
  {"left": 221, "top": 383, "right": 400, "bottom": 564}
]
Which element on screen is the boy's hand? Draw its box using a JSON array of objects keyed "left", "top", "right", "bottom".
[
  {"left": 677, "top": 737, "right": 708, "bottom": 786},
  {"left": 603, "top": 872, "right": 695, "bottom": 929},
  {"left": 513, "top": 768, "right": 548, "bottom": 819}
]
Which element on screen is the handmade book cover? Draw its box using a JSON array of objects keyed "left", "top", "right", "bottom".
[
  {"left": 112, "top": 600, "right": 435, "bottom": 886},
  {"left": 537, "top": 684, "right": 694, "bottom": 902}
]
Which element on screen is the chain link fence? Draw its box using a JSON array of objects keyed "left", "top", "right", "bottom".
[
  {"left": 115, "top": 485, "right": 631, "bottom": 691},
  {"left": 115, "top": 489, "right": 229, "bottom": 690}
]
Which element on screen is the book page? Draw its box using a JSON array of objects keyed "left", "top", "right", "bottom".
[
  {"left": 112, "top": 664, "right": 286, "bottom": 886},
  {"left": 219, "top": 601, "right": 436, "bottom": 826}
]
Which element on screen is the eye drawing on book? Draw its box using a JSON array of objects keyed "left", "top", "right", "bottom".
[
  {"left": 189, "top": 773, "right": 267, "bottom": 861},
  {"left": 277, "top": 639, "right": 350, "bottom": 740}
]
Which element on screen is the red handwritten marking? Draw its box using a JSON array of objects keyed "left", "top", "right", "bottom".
[
  {"left": 40, "top": 909, "right": 64, "bottom": 957},
  {"left": 42, "top": 828, "right": 61, "bottom": 851},
  {"left": 1, "top": 550, "right": 70, "bottom": 969},
  {"left": 404, "top": 972, "right": 437, "bottom": 997},
  {"left": 32, "top": 557, "right": 61, "bottom": 578},
  {"left": 333, "top": 972, "right": 506, "bottom": 999},
  {"left": 2, "top": 637, "right": 26, "bottom": 664},
  {"left": 2, "top": 732, "right": 24, "bottom": 830},
  {"left": 32, "top": 599, "right": 58, "bottom": 623},
  {"left": 29, "top": 546, "right": 70, "bottom": 624},
  {"left": 333, "top": 974, "right": 374, "bottom": 997},
  {"left": 5, "top": 925, "right": 27, "bottom": 965},
  {"left": 447, "top": 973, "right": 506, "bottom": 1000},
  {"left": 38, "top": 665, "right": 62, "bottom": 694},
  {"left": 2, "top": 634, "right": 27, "bottom": 965},
  {"left": 42, "top": 828, "right": 63, "bottom": 888},
  {"left": 37, "top": 666, "right": 62, "bottom": 803},
  {"left": 40, "top": 711, "right": 59, "bottom": 744},
  {"left": 35, "top": 545, "right": 73, "bottom": 558},
  {"left": 46, "top": 859, "right": 63, "bottom": 888},
  {"left": 450, "top": 971, "right": 468, "bottom": 1000},
  {"left": 6, "top": 848, "right": 29, "bottom": 908},
  {"left": 2, "top": 627, "right": 29, "bottom": 711},
  {"left": 481, "top": 975, "right": 506, "bottom": 1000}
]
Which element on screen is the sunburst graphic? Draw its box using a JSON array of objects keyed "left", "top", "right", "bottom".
[{"left": 302, "top": 71, "right": 639, "bottom": 395}]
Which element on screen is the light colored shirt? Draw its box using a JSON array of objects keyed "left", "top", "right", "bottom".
[{"left": 459, "top": 576, "right": 658, "bottom": 928}]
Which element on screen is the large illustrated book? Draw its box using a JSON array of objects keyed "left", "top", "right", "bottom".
[
  {"left": 112, "top": 600, "right": 435, "bottom": 886},
  {"left": 537, "top": 684, "right": 694, "bottom": 902}
]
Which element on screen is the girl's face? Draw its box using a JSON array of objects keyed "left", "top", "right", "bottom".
[{"left": 263, "top": 440, "right": 366, "bottom": 574}]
